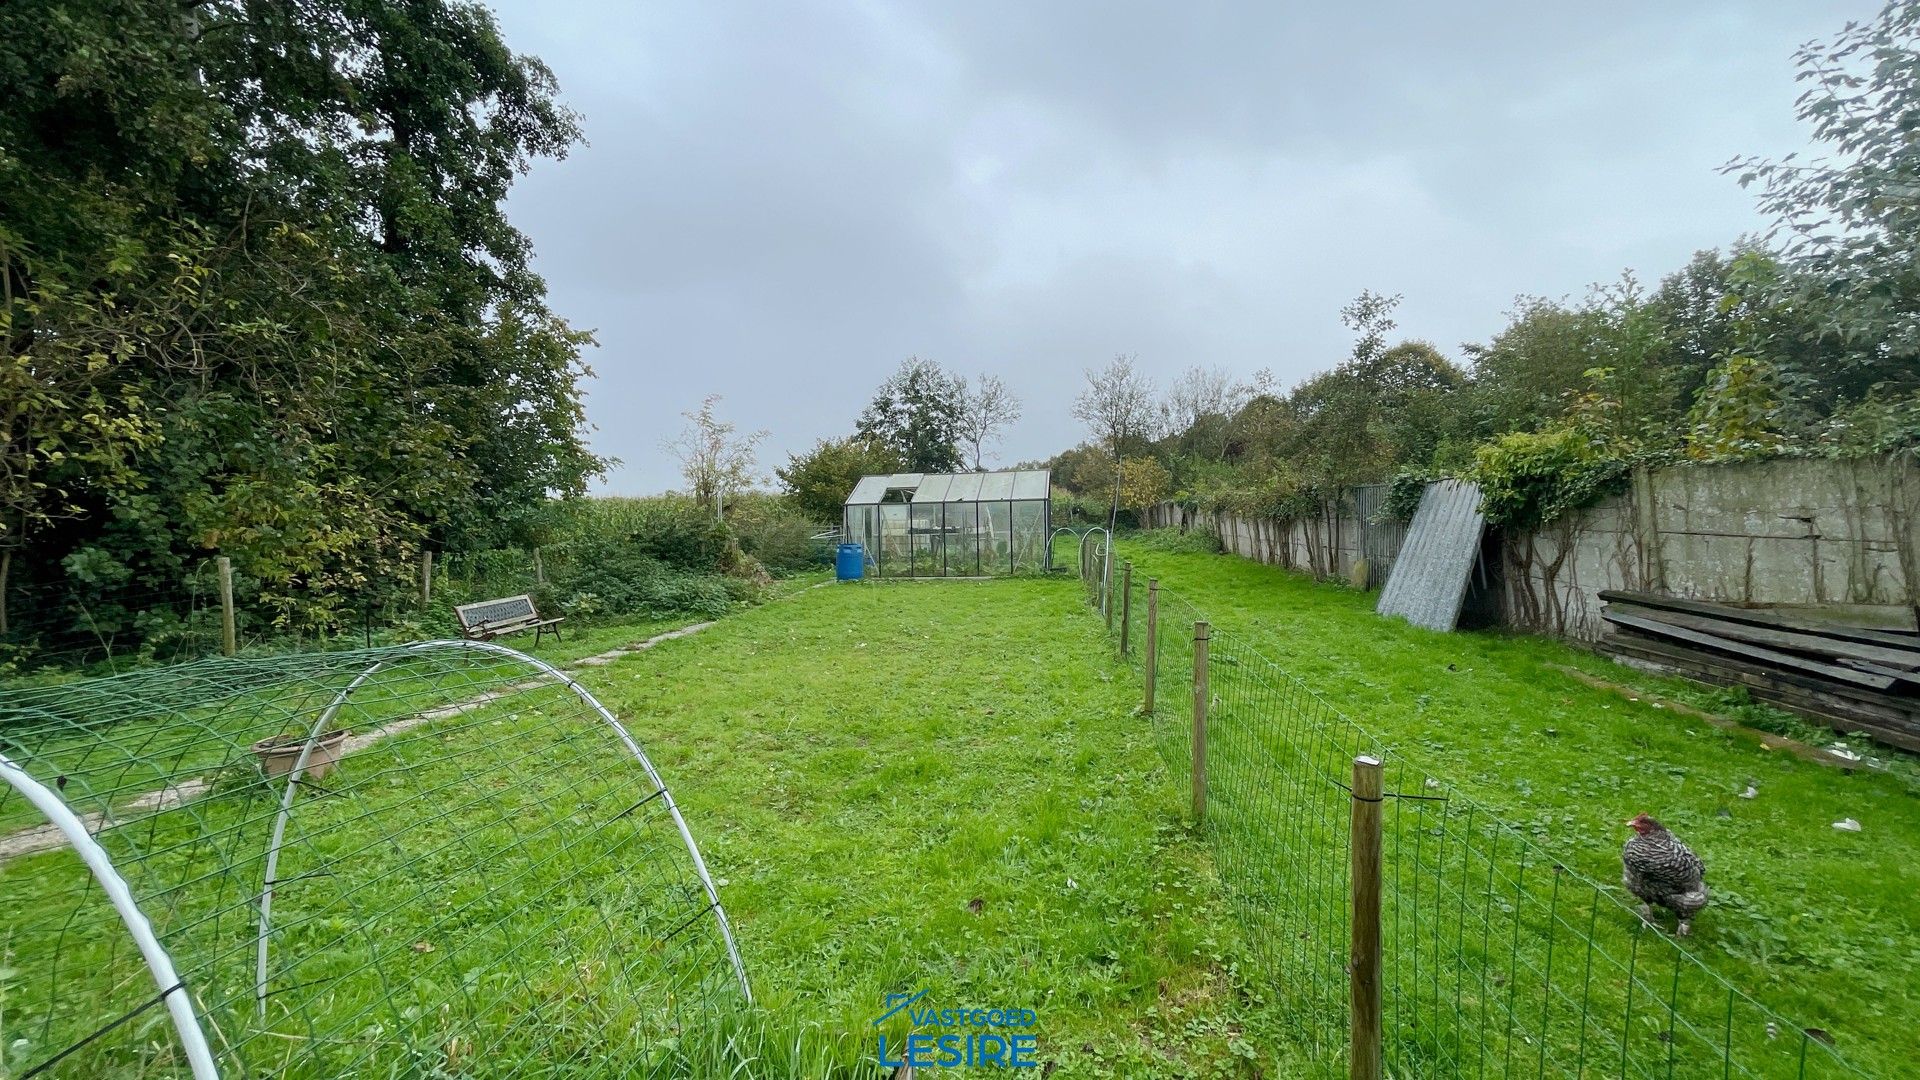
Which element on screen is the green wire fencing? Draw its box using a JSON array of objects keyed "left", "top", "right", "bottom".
[
  {"left": 0, "top": 641, "right": 747, "bottom": 1078},
  {"left": 1085, "top": 558, "right": 1867, "bottom": 1079}
]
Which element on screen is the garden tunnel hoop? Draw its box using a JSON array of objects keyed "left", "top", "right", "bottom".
[
  {"left": 253, "top": 639, "right": 751, "bottom": 1013},
  {"left": 0, "top": 752, "right": 222, "bottom": 1079},
  {"left": 0, "top": 638, "right": 749, "bottom": 1078}
]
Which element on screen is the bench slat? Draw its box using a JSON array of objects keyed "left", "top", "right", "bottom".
[{"left": 454, "top": 594, "right": 564, "bottom": 643}]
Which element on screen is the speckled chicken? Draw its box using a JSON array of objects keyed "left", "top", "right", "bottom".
[{"left": 1622, "top": 813, "right": 1709, "bottom": 936}]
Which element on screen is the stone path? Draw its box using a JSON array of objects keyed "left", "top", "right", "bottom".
[{"left": 0, "top": 619, "right": 725, "bottom": 863}]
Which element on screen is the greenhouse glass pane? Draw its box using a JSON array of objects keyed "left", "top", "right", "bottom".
[
  {"left": 910, "top": 502, "right": 939, "bottom": 576},
  {"left": 1011, "top": 471, "right": 1050, "bottom": 500},
  {"left": 879, "top": 504, "right": 910, "bottom": 577},
  {"left": 977, "top": 471, "right": 1016, "bottom": 500},
  {"left": 916, "top": 474, "right": 955, "bottom": 503},
  {"left": 945, "top": 472, "right": 985, "bottom": 502},
  {"left": 945, "top": 502, "right": 979, "bottom": 574},
  {"left": 847, "top": 475, "right": 892, "bottom": 505},
  {"left": 982, "top": 502, "right": 1013, "bottom": 574},
  {"left": 1012, "top": 502, "right": 1045, "bottom": 572}
]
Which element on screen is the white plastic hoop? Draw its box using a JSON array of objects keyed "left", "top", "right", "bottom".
[{"left": 0, "top": 754, "right": 222, "bottom": 1080}]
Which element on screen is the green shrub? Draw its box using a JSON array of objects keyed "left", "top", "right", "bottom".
[
  {"left": 1380, "top": 469, "right": 1433, "bottom": 523},
  {"left": 728, "top": 496, "right": 826, "bottom": 573},
  {"left": 1471, "top": 428, "right": 1632, "bottom": 530}
]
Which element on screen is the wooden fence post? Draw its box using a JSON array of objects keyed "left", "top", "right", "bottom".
[
  {"left": 1350, "top": 755, "right": 1385, "bottom": 1080},
  {"left": 533, "top": 547, "right": 545, "bottom": 585},
  {"left": 1143, "top": 579, "right": 1159, "bottom": 713},
  {"left": 1119, "top": 561, "right": 1133, "bottom": 655},
  {"left": 217, "top": 556, "right": 237, "bottom": 657},
  {"left": 1191, "top": 620, "right": 1209, "bottom": 824},
  {"left": 421, "top": 551, "right": 434, "bottom": 608}
]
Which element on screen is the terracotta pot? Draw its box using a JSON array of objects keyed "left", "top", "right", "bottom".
[{"left": 252, "top": 729, "right": 352, "bottom": 781}]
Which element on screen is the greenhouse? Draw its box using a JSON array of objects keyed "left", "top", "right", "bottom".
[{"left": 843, "top": 470, "right": 1052, "bottom": 577}]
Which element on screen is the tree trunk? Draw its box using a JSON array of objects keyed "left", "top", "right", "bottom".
[{"left": 0, "top": 547, "right": 10, "bottom": 637}]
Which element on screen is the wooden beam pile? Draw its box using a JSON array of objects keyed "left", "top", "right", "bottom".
[{"left": 1597, "top": 590, "right": 1920, "bottom": 753}]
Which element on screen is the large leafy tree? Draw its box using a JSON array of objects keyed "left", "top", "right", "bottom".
[
  {"left": 857, "top": 357, "right": 966, "bottom": 473},
  {"left": 0, "top": 0, "right": 601, "bottom": 644},
  {"left": 1729, "top": 0, "right": 1920, "bottom": 396},
  {"left": 776, "top": 436, "right": 903, "bottom": 522}
]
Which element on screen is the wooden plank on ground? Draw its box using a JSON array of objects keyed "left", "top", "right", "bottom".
[
  {"left": 1604, "top": 635, "right": 1917, "bottom": 720},
  {"left": 1755, "top": 601, "right": 1919, "bottom": 634},
  {"left": 1599, "top": 590, "right": 1920, "bottom": 646},
  {"left": 1606, "top": 602, "right": 1920, "bottom": 671},
  {"left": 1600, "top": 611, "right": 1899, "bottom": 691}
]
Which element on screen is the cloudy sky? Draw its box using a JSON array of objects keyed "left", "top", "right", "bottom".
[{"left": 490, "top": 0, "right": 1869, "bottom": 495}]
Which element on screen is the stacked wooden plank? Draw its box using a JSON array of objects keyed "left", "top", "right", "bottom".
[{"left": 1597, "top": 590, "right": 1920, "bottom": 753}]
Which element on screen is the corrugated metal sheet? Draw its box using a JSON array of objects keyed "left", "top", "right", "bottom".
[{"left": 1376, "top": 480, "right": 1487, "bottom": 631}]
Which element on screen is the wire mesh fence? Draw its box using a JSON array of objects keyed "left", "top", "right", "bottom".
[
  {"left": 1082, "top": 555, "right": 1866, "bottom": 1078},
  {"left": 0, "top": 642, "right": 746, "bottom": 1078},
  {"left": 3, "top": 542, "right": 656, "bottom": 673}
]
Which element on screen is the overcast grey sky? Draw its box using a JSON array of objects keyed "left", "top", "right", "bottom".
[{"left": 491, "top": 1, "right": 1870, "bottom": 495}]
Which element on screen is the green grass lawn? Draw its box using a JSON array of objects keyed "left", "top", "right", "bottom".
[
  {"left": 7, "top": 546, "right": 1914, "bottom": 1077},
  {"left": 1107, "top": 531, "right": 1920, "bottom": 1076},
  {"left": 587, "top": 576, "right": 1301, "bottom": 1077},
  {"left": 0, "top": 575, "right": 1304, "bottom": 1079}
]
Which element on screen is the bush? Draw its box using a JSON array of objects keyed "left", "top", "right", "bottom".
[
  {"left": 728, "top": 496, "right": 826, "bottom": 573},
  {"left": 1471, "top": 429, "right": 1632, "bottom": 530},
  {"left": 1380, "top": 469, "right": 1434, "bottom": 523}
]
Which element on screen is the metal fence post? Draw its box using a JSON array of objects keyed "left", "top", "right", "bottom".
[
  {"left": 1350, "top": 755, "right": 1384, "bottom": 1080},
  {"left": 1143, "top": 579, "right": 1158, "bottom": 713},
  {"left": 1191, "top": 620, "right": 1209, "bottom": 824},
  {"left": 217, "top": 557, "right": 236, "bottom": 658},
  {"left": 1105, "top": 556, "right": 1115, "bottom": 632},
  {"left": 1119, "top": 561, "right": 1133, "bottom": 655}
]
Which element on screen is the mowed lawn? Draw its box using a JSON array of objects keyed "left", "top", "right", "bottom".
[
  {"left": 583, "top": 577, "right": 1301, "bottom": 1077},
  {"left": 1113, "top": 535, "right": 1920, "bottom": 1076}
]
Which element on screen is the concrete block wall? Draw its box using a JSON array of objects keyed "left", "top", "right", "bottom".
[
  {"left": 1501, "top": 456, "right": 1920, "bottom": 639},
  {"left": 1145, "top": 456, "right": 1920, "bottom": 641},
  {"left": 1142, "top": 484, "right": 1406, "bottom": 587}
]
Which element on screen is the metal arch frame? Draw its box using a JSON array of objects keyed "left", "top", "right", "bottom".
[
  {"left": 253, "top": 639, "right": 751, "bottom": 1020},
  {"left": 0, "top": 754, "right": 222, "bottom": 1080},
  {"left": 1046, "top": 526, "right": 1081, "bottom": 571},
  {"left": 1078, "top": 528, "right": 1112, "bottom": 616}
]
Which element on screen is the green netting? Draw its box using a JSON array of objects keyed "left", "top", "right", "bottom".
[
  {"left": 1083, "top": 556, "right": 1864, "bottom": 1078},
  {"left": 0, "top": 641, "right": 746, "bottom": 1078}
]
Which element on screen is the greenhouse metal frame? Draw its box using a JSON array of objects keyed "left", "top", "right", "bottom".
[{"left": 842, "top": 469, "right": 1053, "bottom": 578}]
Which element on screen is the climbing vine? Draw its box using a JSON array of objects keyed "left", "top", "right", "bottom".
[{"left": 1470, "top": 429, "right": 1635, "bottom": 531}]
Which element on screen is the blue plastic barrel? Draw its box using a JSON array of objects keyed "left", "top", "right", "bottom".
[{"left": 835, "top": 542, "right": 865, "bottom": 581}]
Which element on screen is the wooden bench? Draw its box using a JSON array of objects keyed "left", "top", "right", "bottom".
[{"left": 454, "top": 594, "right": 565, "bottom": 646}]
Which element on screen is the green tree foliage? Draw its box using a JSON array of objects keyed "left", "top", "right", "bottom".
[
  {"left": 669, "top": 396, "right": 766, "bottom": 517},
  {"left": 857, "top": 357, "right": 966, "bottom": 473},
  {"left": 1728, "top": 0, "right": 1920, "bottom": 393},
  {"left": 0, "top": 0, "right": 601, "bottom": 644},
  {"left": 775, "top": 436, "right": 903, "bottom": 523}
]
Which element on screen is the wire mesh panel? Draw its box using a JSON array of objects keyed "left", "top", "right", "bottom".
[
  {"left": 1104, "top": 582, "right": 1865, "bottom": 1078},
  {"left": 0, "top": 642, "right": 746, "bottom": 1078}
]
